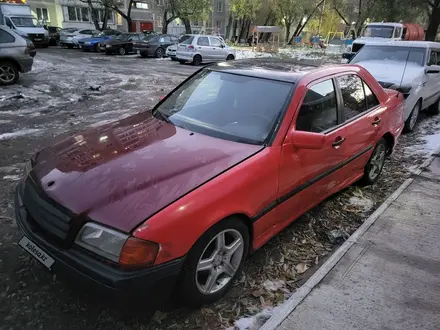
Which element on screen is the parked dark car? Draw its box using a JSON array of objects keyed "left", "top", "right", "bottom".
[
  {"left": 100, "top": 32, "right": 145, "bottom": 55},
  {"left": 45, "top": 26, "right": 61, "bottom": 46},
  {"left": 78, "top": 29, "right": 121, "bottom": 52},
  {"left": 133, "top": 34, "right": 179, "bottom": 58}
]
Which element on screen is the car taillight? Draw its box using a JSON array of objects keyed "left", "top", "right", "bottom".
[{"left": 188, "top": 45, "right": 194, "bottom": 50}]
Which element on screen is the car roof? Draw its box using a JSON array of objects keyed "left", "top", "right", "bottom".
[
  {"left": 361, "top": 40, "right": 440, "bottom": 48},
  {"left": 206, "top": 58, "right": 329, "bottom": 83}
]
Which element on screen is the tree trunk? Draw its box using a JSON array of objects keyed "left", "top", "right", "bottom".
[
  {"left": 426, "top": 6, "right": 440, "bottom": 41},
  {"left": 232, "top": 19, "right": 238, "bottom": 42},
  {"left": 225, "top": 14, "right": 233, "bottom": 40},
  {"left": 288, "top": 0, "right": 325, "bottom": 44},
  {"left": 333, "top": 6, "right": 350, "bottom": 26},
  {"left": 87, "top": 1, "right": 101, "bottom": 30},
  {"left": 292, "top": 20, "right": 303, "bottom": 39},
  {"left": 162, "top": 10, "right": 169, "bottom": 34},
  {"left": 183, "top": 18, "right": 191, "bottom": 34},
  {"left": 113, "top": 4, "right": 134, "bottom": 32},
  {"left": 102, "top": 10, "right": 108, "bottom": 30},
  {"left": 285, "top": 21, "right": 292, "bottom": 43},
  {"left": 245, "top": 19, "right": 251, "bottom": 39},
  {"left": 237, "top": 19, "right": 247, "bottom": 43}
]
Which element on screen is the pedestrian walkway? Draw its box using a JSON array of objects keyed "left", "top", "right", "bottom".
[{"left": 262, "top": 153, "right": 440, "bottom": 330}]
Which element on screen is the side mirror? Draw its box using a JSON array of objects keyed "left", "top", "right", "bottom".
[
  {"left": 288, "top": 130, "right": 325, "bottom": 150},
  {"left": 221, "top": 44, "right": 225, "bottom": 48}
]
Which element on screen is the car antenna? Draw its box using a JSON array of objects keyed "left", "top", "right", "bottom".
[{"left": 396, "top": 47, "right": 412, "bottom": 98}]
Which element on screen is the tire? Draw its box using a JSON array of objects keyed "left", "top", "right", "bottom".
[
  {"left": 140, "top": 52, "right": 148, "bottom": 58},
  {"left": 177, "top": 217, "right": 249, "bottom": 307},
  {"left": 360, "top": 138, "right": 387, "bottom": 186},
  {"left": 192, "top": 54, "right": 202, "bottom": 66},
  {"left": 67, "top": 44, "right": 74, "bottom": 49},
  {"left": 403, "top": 101, "right": 421, "bottom": 133},
  {"left": 179, "top": 60, "right": 186, "bottom": 64},
  {"left": 171, "top": 57, "right": 177, "bottom": 61},
  {"left": 427, "top": 97, "right": 440, "bottom": 115},
  {"left": 94, "top": 44, "right": 100, "bottom": 53},
  {"left": 105, "top": 50, "right": 112, "bottom": 55},
  {"left": 118, "top": 46, "right": 126, "bottom": 56},
  {"left": 0, "top": 61, "right": 19, "bottom": 86},
  {"left": 226, "top": 54, "right": 235, "bottom": 60},
  {"left": 155, "top": 47, "right": 165, "bottom": 58}
]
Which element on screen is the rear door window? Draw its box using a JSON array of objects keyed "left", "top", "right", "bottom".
[
  {"left": 180, "top": 36, "right": 194, "bottom": 44},
  {"left": 296, "top": 79, "right": 338, "bottom": 133},
  {"left": 337, "top": 75, "right": 367, "bottom": 121},
  {"left": 363, "top": 82, "right": 380, "bottom": 109},
  {"left": 197, "top": 36, "right": 210, "bottom": 46}
]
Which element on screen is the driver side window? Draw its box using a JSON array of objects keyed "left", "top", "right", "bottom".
[
  {"left": 296, "top": 79, "right": 338, "bottom": 133},
  {"left": 5, "top": 17, "right": 14, "bottom": 29}
]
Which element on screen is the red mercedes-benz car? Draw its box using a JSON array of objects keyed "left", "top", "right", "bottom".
[{"left": 15, "top": 59, "right": 404, "bottom": 308}]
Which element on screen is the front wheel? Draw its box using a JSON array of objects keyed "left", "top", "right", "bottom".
[
  {"left": 403, "top": 101, "right": 421, "bottom": 133},
  {"left": 118, "top": 46, "right": 126, "bottom": 55},
  {"left": 155, "top": 47, "right": 165, "bottom": 58},
  {"left": 0, "top": 61, "right": 19, "bottom": 85},
  {"left": 177, "top": 217, "right": 249, "bottom": 307},
  {"left": 67, "top": 44, "right": 74, "bottom": 49},
  {"left": 427, "top": 97, "right": 440, "bottom": 115},
  {"left": 360, "top": 138, "right": 387, "bottom": 185},
  {"left": 179, "top": 60, "right": 186, "bottom": 64}
]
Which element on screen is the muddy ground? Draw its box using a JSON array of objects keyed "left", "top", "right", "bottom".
[{"left": 1, "top": 47, "right": 439, "bottom": 330}]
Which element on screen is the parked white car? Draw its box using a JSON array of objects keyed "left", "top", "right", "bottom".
[
  {"left": 60, "top": 28, "right": 96, "bottom": 49},
  {"left": 176, "top": 34, "right": 235, "bottom": 65},
  {"left": 351, "top": 41, "right": 440, "bottom": 132},
  {"left": 166, "top": 34, "right": 193, "bottom": 60}
]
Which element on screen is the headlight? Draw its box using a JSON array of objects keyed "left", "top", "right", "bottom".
[
  {"left": 75, "top": 222, "right": 159, "bottom": 268},
  {"left": 106, "top": 44, "right": 111, "bottom": 48},
  {"left": 85, "top": 42, "right": 91, "bottom": 45}
]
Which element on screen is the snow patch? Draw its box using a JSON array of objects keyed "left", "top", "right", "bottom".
[
  {"left": 3, "top": 175, "right": 21, "bottom": 181},
  {"left": 348, "top": 196, "right": 374, "bottom": 212},
  {"left": 228, "top": 306, "right": 283, "bottom": 330},
  {"left": 0, "top": 129, "right": 41, "bottom": 140}
]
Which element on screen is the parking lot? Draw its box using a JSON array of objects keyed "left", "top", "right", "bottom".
[{"left": 1, "top": 47, "right": 440, "bottom": 330}]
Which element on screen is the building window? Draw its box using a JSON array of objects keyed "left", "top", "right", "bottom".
[
  {"left": 216, "top": 2, "right": 223, "bottom": 12},
  {"left": 134, "top": 1, "right": 149, "bottom": 9},
  {"left": 66, "top": 6, "right": 90, "bottom": 22},
  {"left": 36, "top": 8, "right": 49, "bottom": 21},
  {"left": 67, "top": 7, "right": 77, "bottom": 21},
  {"left": 216, "top": 20, "right": 223, "bottom": 29},
  {"left": 155, "top": 0, "right": 165, "bottom": 5}
]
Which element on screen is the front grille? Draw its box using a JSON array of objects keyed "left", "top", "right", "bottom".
[
  {"left": 352, "top": 43, "right": 364, "bottom": 53},
  {"left": 29, "top": 34, "right": 44, "bottom": 39},
  {"left": 22, "top": 178, "right": 74, "bottom": 241}
]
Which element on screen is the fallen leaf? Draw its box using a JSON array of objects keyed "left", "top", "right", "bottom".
[{"left": 295, "top": 263, "right": 309, "bottom": 274}]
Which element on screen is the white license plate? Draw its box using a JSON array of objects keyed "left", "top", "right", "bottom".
[
  {"left": 19, "top": 236, "right": 55, "bottom": 269},
  {"left": 34, "top": 38, "right": 42, "bottom": 41}
]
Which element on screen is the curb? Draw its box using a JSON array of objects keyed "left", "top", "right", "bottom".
[{"left": 259, "top": 149, "right": 439, "bottom": 330}]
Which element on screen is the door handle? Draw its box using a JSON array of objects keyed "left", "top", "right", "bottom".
[
  {"left": 332, "top": 136, "right": 345, "bottom": 148},
  {"left": 372, "top": 117, "right": 381, "bottom": 126}
]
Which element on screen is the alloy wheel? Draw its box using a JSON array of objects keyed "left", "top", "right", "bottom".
[
  {"left": 118, "top": 47, "right": 126, "bottom": 55},
  {"left": 195, "top": 229, "right": 244, "bottom": 295},
  {"left": 156, "top": 48, "right": 164, "bottom": 58},
  {"left": 368, "top": 143, "right": 386, "bottom": 181},
  {"left": 0, "top": 65, "right": 16, "bottom": 84}
]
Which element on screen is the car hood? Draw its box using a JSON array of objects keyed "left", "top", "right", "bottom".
[
  {"left": 17, "top": 27, "right": 47, "bottom": 34},
  {"left": 355, "top": 60, "right": 425, "bottom": 86},
  {"left": 30, "top": 112, "right": 262, "bottom": 232},
  {"left": 81, "top": 36, "right": 107, "bottom": 43}
]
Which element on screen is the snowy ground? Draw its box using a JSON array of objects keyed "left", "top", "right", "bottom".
[{"left": 1, "top": 47, "right": 440, "bottom": 330}]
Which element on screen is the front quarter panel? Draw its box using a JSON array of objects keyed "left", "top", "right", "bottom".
[{"left": 133, "top": 148, "right": 280, "bottom": 265}]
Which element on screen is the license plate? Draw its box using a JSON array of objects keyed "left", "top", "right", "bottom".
[
  {"left": 34, "top": 38, "right": 42, "bottom": 41},
  {"left": 19, "top": 236, "right": 55, "bottom": 269},
  {"left": 137, "top": 50, "right": 140, "bottom": 55}
]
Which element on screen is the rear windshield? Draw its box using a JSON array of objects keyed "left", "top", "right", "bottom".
[
  {"left": 179, "top": 35, "right": 192, "bottom": 43},
  {"left": 351, "top": 45, "right": 426, "bottom": 66},
  {"left": 153, "top": 70, "right": 293, "bottom": 145},
  {"left": 362, "top": 25, "right": 394, "bottom": 38},
  {"left": 180, "top": 36, "right": 194, "bottom": 44}
]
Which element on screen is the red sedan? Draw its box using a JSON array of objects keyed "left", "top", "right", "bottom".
[{"left": 15, "top": 59, "right": 404, "bottom": 308}]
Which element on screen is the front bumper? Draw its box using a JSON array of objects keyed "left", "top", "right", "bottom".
[
  {"left": 79, "top": 43, "right": 95, "bottom": 50},
  {"left": 14, "top": 181, "right": 184, "bottom": 304},
  {"left": 166, "top": 49, "right": 176, "bottom": 57}
]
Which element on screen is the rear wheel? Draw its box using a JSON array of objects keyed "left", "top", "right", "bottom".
[
  {"left": 140, "top": 51, "right": 148, "bottom": 58},
  {"left": 171, "top": 57, "right": 177, "bottom": 61},
  {"left": 360, "top": 138, "right": 387, "bottom": 185},
  {"left": 404, "top": 101, "right": 421, "bottom": 133},
  {"left": 192, "top": 54, "right": 202, "bottom": 66},
  {"left": 179, "top": 60, "right": 186, "bottom": 64},
  {"left": 155, "top": 47, "right": 165, "bottom": 58},
  {"left": 67, "top": 44, "right": 74, "bottom": 49},
  {"left": 226, "top": 54, "right": 235, "bottom": 60},
  {"left": 0, "top": 61, "right": 19, "bottom": 85},
  {"left": 118, "top": 46, "right": 126, "bottom": 55},
  {"left": 177, "top": 217, "right": 249, "bottom": 307}
]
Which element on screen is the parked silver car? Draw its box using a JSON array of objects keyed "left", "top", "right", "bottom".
[
  {"left": 0, "top": 25, "right": 33, "bottom": 85},
  {"left": 176, "top": 34, "right": 235, "bottom": 65}
]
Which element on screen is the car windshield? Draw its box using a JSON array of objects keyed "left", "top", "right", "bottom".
[
  {"left": 351, "top": 45, "right": 426, "bottom": 66},
  {"left": 362, "top": 25, "right": 394, "bottom": 38},
  {"left": 11, "top": 17, "right": 40, "bottom": 27},
  {"left": 179, "top": 35, "right": 192, "bottom": 43},
  {"left": 153, "top": 70, "right": 293, "bottom": 145},
  {"left": 115, "top": 34, "right": 131, "bottom": 40}
]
